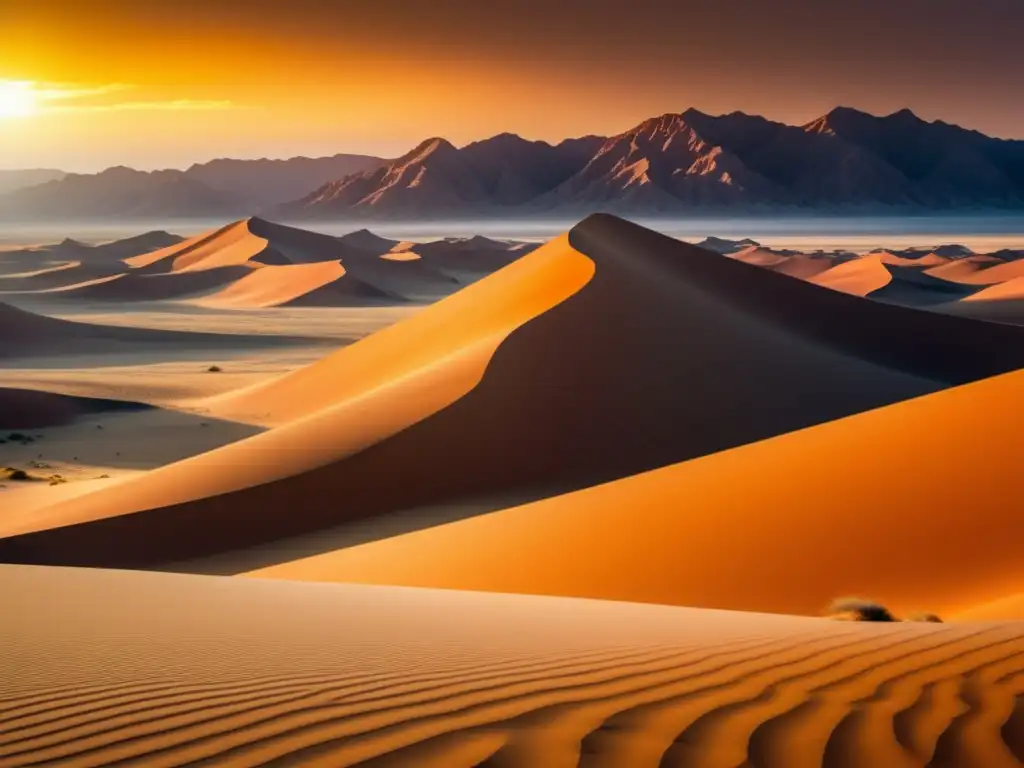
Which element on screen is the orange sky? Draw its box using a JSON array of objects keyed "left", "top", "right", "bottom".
[{"left": 3, "top": 0, "right": 1023, "bottom": 172}]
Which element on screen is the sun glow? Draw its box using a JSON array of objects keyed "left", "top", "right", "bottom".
[{"left": 0, "top": 81, "right": 37, "bottom": 118}]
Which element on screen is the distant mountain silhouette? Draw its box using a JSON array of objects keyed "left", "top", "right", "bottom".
[
  {"left": 279, "top": 108, "right": 1024, "bottom": 218},
  {"left": 0, "top": 153, "right": 384, "bottom": 221},
  {"left": 0, "top": 167, "right": 243, "bottom": 220},
  {"left": 0, "top": 169, "right": 66, "bottom": 195},
  {"left": 184, "top": 154, "right": 385, "bottom": 208}
]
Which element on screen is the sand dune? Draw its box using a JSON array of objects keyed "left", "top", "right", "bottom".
[
  {"left": 3, "top": 221, "right": 526, "bottom": 309},
  {"left": 925, "top": 257, "right": 1024, "bottom": 286},
  {"left": 961, "top": 276, "right": 1024, "bottom": 303},
  {"left": 39, "top": 266, "right": 257, "bottom": 302},
  {"left": 3, "top": 566, "right": 1024, "bottom": 768},
  {"left": 808, "top": 254, "right": 893, "bottom": 296},
  {"left": 727, "top": 245, "right": 789, "bottom": 267},
  {"left": 196, "top": 260, "right": 393, "bottom": 308},
  {"left": 925, "top": 255, "right": 1004, "bottom": 282},
  {"left": 250, "top": 366, "right": 1024, "bottom": 618},
  {"left": 9, "top": 217, "right": 1024, "bottom": 569},
  {"left": 873, "top": 250, "right": 951, "bottom": 268},
  {"left": 125, "top": 220, "right": 286, "bottom": 273},
  {"left": 0, "top": 261, "right": 124, "bottom": 293},
  {"left": 337, "top": 228, "right": 401, "bottom": 253},
  {"left": 0, "top": 387, "right": 149, "bottom": 429},
  {"left": 768, "top": 254, "right": 837, "bottom": 280},
  {"left": 937, "top": 278, "right": 1024, "bottom": 324},
  {"left": 870, "top": 265, "right": 982, "bottom": 306}
]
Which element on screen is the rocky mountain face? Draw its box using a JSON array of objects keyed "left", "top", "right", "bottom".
[{"left": 279, "top": 108, "right": 1024, "bottom": 218}]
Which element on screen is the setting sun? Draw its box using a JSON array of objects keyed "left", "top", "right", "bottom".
[{"left": 0, "top": 81, "right": 37, "bottom": 118}]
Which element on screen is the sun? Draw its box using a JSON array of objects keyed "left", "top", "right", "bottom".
[{"left": 0, "top": 81, "right": 37, "bottom": 119}]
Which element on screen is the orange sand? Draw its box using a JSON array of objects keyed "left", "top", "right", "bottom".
[{"left": 3, "top": 565, "right": 1024, "bottom": 768}]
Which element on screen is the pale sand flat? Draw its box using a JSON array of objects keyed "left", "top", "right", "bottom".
[{"left": 3, "top": 566, "right": 1024, "bottom": 768}]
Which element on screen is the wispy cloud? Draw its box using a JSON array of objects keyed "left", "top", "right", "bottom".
[
  {"left": 47, "top": 99, "right": 241, "bottom": 113},
  {"left": 34, "top": 83, "right": 133, "bottom": 102},
  {"left": 26, "top": 81, "right": 243, "bottom": 113}
]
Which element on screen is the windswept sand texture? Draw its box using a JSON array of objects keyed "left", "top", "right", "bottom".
[{"left": 4, "top": 566, "right": 1024, "bottom": 768}]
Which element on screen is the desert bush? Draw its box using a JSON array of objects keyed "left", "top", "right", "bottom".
[
  {"left": 2, "top": 467, "right": 31, "bottom": 482},
  {"left": 906, "top": 611, "right": 943, "bottom": 623},
  {"left": 207, "top": 365, "right": 223, "bottom": 373},
  {"left": 825, "top": 597, "right": 897, "bottom": 622}
]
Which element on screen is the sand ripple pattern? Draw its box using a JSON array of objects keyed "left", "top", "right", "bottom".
[{"left": 3, "top": 568, "right": 1024, "bottom": 767}]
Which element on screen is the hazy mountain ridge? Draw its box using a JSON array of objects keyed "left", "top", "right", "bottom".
[
  {"left": 0, "top": 154, "right": 385, "bottom": 221},
  {"left": 0, "top": 169, "right": 67, "bottom": 195}
]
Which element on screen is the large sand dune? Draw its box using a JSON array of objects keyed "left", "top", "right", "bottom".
[
  {"left": 7, "top": 217, "right": 1024, "bottom": 570},
  {"left": 3, "top": 565, "right": 1024, "bottom": 768},
  {"left": 249, "top": 365, "right": 1024, "bottom": 618}
]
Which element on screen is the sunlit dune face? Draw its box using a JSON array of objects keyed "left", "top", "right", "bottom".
[{"left": 0, "top": 81, "right": 37, "bottom": 119}]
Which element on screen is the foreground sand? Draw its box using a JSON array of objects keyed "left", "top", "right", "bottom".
[{"left": 4, "top": 565, "right": 1024, "bottom": 768}]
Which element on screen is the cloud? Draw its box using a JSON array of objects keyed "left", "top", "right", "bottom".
[
  {"left": 34, "top": 83, "right": 133, "bottom": 101},
  {"left": 26, "top": 81, "right": 243, "bottom": 113},
  {"left": 46, "top": 99, "right": 241, "bottom": 113}
]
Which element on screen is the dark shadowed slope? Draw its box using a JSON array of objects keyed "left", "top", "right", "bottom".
[
  {"left": 0, "top": 388, "right": 150, "bottom": 429},
  {"left": 0, "top": 301, "right": 315, "bottom": 361}
]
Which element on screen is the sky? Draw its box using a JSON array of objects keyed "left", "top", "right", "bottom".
[{"left": 2, "top": 0, "right": 1024, "bottom": 172}]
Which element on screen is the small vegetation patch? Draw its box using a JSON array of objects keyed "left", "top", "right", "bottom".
[
  {"left": 207, "top": 365, "right": 223, "bottom": 373},
  {"left": 826, "top": 597, "right": 896, "bottom": 622},
  {"left": 825, "top": 597, "right": 942, "bottom": 623},
  {"left": 906, "top": 611, "right": 944, "bottom": 623},
  {"left": 1, "top": 467, "right": 41, "bottom": 482},
  {"left": 6, "top": 432, "right": 34, "bottom": 444}
]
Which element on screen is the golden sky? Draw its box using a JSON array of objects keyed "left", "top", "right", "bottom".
[{"left": 2, "top": 0, "right": 1023, "bottom": 172}]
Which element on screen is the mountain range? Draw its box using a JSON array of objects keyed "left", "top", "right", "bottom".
[
  {"left": 0, "top": 154, "right": 384, "bottom": 220},
  {"left": 5, "top": 107, "right": 1024, "bottom": 220}
]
